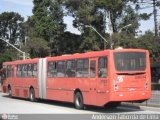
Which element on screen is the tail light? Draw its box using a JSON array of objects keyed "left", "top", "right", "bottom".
[
  {"left": 114, "top": 84, "right": 118, "bottom": 91},
  {"left": 145, "top": 80, "right": 148, "bottom": 89}
]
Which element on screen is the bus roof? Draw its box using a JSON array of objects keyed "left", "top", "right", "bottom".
[
  {"left": 47, "top": 49, "right": 148, "bottom": 61},
  {"left": 2, "top": 48, "right": 148, "bottom": 65},
  {"left": 3, "top": 58, "right": 39, "bottom": 66}
]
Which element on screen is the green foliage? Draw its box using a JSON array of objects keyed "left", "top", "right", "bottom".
[
  {"left": 0, "top": 12, "right": 25, "bottom": 63},
  {"left": 28, "top": 0, "right": 66, "bottom": 56},
  {"left": 0, "top": 51, "right": 16, "bottom": 68},
  {"left": 95, "top": 0, "right": 151, "bottom": 34},
  {"left": 80, "top": 29, "right": 101, "bottom": 52},
  {"left": 31, "top": 0, "right": 66, "bottom": 41},
  {"left": 64, "top": 0, "right": 106, "bottom": 50},
  {"left": 0, "top": 0, "right": 160, "bottom": 63},
  {"left": 111, "top": 32, "right": 138, "bottom": 48},
  {"left": 139, "top": 13, "right": 152, "bottom": 20},
  {"left": 137, "top": 31, "right": 160, "bottom": 62},
  {"left": 118, "top": 5, "right": 139, "bottom": 35},
  {"left": 0, "top": 12, "right": 24, "bottom": 44},
  {"left": 56, "top": 32, "right": 81, "bottom": 55},
  {"left": 23, "top": 37, "right": 50, "bottom": 58}
]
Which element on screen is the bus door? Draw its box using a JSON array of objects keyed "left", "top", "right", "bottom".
[
  {"left": 89, "top": 58, "right": 98, "bottom": 105},
  {"left": 97, "top": 56, "right": 108, "bottom": 106}
]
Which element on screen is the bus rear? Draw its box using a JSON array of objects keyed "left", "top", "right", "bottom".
[{"left": 109, "top": 49, "right": 151, "bottom": 102}]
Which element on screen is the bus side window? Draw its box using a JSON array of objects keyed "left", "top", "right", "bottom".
[
  {"left": 16, "top": 65, "right": 22, "bottom": 77},
  {"left": 28, "top": 64, "right": 32, "bottom": 77},
  {"left": 76, "top": 59, "right": 83, "bottom": 77},
  {"left": 32, "top": 64, "right": 37, "bottom": 77},
  {"left": 66, "top": 60, "right": 76, "bottom": 78},
  {"left": 23, "top": 64, "right": 28, "bottom": 77},
  {"left": 57, "top": 61, "right": 65, "bottom": 77},
  {"left": 98, "top": 57, "right": 108, "bottom": 78},
  {"left": 48, "top": 62, "right": 57, "bottom": 78},
  {"left": 90, "top": 61, "right": 96, "bottom": 78},
  {"left": 21, "top": 65, "right": 25, "bottom": 77},
  {"left": 76, "top": 59, "right": 88, "bottom": 78},
  {"left": 7, "top": 65, "right": 12, "bottom": 78}
]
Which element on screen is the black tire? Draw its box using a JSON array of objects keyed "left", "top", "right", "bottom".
[
  {"left": 8, "top": 86, "right": 12, "bottom": 97},
  {"left": 29, "top": 88, "right": 36, "bottom": 102},
  {"left": 74, "top": 92, "right": 84, "bottom": 110}
]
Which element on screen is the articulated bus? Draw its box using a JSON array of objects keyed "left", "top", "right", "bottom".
[{"left": 1, "top": 49, "right": 151, "bottom": 109}]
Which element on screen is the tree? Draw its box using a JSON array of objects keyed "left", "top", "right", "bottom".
[
  {"left": 95, "top": 0, "right": 151, "bottom": 35},
  {"left": 64, "top": 0, "right": 106, "bottom": 51},
  {"left": 111, "top": 32, "right": 138, "bottom": 48},
  {"left": 29, "top": 0, "right": 66, "bottom": 56},
  {"left": 137, "top": 31, "right": 160, "bottom": 62},
  {"left": 0, "top": 12, "right": 25, "bottom": 62},
  {"left": 134, "top": 0, "right": 160, "bottom": 36},
  {"left": 53, "top": 31, "right": 81, "bottom": 54},
  {"left": 0, "top": 12, "right": 24, "bottom": 45},
  {"left": 24, "top": 37, "right": 50, "bottom": 58}
]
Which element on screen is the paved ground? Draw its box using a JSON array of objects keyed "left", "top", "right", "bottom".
[{"left": 0, "top": 92, "right": 160, "bottom": 114}]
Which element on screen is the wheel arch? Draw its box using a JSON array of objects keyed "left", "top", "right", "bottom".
[
  {"left": 29, "top": 86, "right": 34, "bottom": 91},
  {"left": 7, "top": 84, "right": 11, "bottom": 89},
  {"left": 74, "top": 88, "right": 83, "bottom": 97}
]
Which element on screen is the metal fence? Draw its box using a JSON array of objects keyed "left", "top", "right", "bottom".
[
  {"left": 139, "top": 83, "right": 160, "bottom": 107},
  {"left": 144, "top": 90, "right": 160, "bottom": 106}
]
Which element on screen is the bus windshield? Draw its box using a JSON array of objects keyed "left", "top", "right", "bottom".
[{"left": 114, "top": 52, "right": 146, "bottom": 72}]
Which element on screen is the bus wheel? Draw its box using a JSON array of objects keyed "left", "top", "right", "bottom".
[
  {"left": 8, "top": 86, "right": 12, "bottom": 97},
  {"left": 74, "top": 92, "right": 84, "bottom": 110},
  {"left": 29, "top": 88, "right": 36, "bottom": 102}
]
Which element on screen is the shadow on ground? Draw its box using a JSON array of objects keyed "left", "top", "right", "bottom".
[{"left": 2, "top": 94, "right": 143, "bottom": 113}]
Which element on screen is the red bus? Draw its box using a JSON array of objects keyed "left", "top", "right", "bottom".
[{"left": 1, "top": 49, "right": 151, "bottom": 109}]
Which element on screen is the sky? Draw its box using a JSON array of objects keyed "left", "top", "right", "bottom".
[{"left": 0, "top": 0, "right": 159, "bottom": 35}]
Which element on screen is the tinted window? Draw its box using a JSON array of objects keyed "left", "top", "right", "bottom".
[
  {"left": 76, "top": 59, "right": 88, "bottom": 78},
  {"left": 66, "top": 60, "right": 76, "bottom": 78},
  {"left": 32, "top": 64, "right": 37, "bottom": 77},
  {"left": 16, "top": 63, "right": 37, "bottom": 77},
  {"left": 48, "top": 62, "right": 57, "bottom": 77},
  {"left": 16, "top": 65, "right": 22, "bottom": 77},
  {"left": 57, "top": 61, "right": 65, "bottom": 77},
  {"left": 114, "top": 52, "right": 146, "bottom": 71},
  {"left": 98, "top": 57, "right": 107, "bottom": 78},
  {"left": 28, "top": 64, "right": 32, "bottom": 77},
  {"left": 23, "top": 64, "right": 28, "bottom": 77},
  {"left": 7, "top": 65, "right": 13, "bottom": 78},
  {"left": 90, "top": 61, "right": 96, "bottom": 78}
]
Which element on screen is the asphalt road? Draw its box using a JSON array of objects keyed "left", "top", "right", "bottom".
[{"left": 0, "top": 92, "right": 160, "bottom": 114}]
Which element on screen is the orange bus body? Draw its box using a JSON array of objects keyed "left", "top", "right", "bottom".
[
  {"left": 2, "top": 59, "right": 39, "bottom": 98},
  {"left": 2, "top": 49, "right": 151, "bottom": 107}
]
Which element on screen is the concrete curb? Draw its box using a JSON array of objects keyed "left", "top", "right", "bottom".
[{"left": 140, "top": 106, "right": 160, "bottom": 112}]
